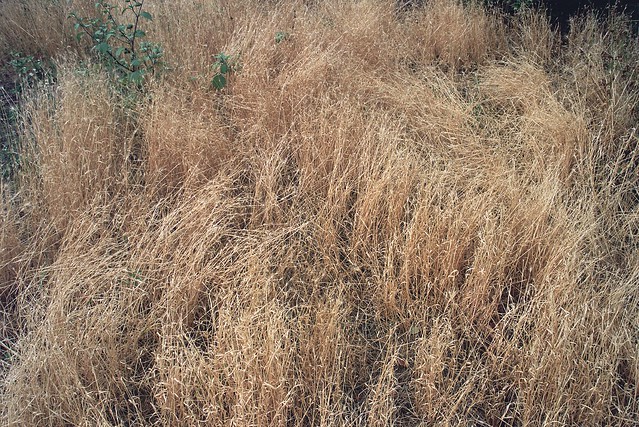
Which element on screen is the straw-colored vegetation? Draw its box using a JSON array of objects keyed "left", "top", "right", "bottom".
[{"left": 1, "top": 0, "right": 638, "bottom": 425}]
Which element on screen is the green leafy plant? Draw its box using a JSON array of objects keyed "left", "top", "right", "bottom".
[
  {"left": 511, "top": 0, "right": 533, "bottom": 11},
  {"left": 275, "top": 31, "right": 290, "bottom": 44},
  {"left": 211, "top": 52, "right": 237, "bottom": 90},
  {"left": 9, "top": 52, "right": 45, "bottom": 84},
  {"left": 69, "top": 0, "right": 163, "bottom": 87},
  {"left": 8, "top": 51, "right": 56, "bottom": 93},
  {"left": 0, "top": 105, "right": 20, "bottom": 181},
  {"left": 3, "top": 52, "right": 56, "bottom": 180}
]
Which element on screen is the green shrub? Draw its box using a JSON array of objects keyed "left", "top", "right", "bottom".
[
  {"left": 69, "top": 0, "right": 163, "bottom": 88},
  {"left": 9, "top": 52, "right": 52, "bottom": 90}
]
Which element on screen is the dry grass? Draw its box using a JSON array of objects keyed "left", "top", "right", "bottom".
[
  {"left": 0, "top": 0, "right": 76, "bottom": 63},
  {"left": 1, "top": 0, "right": 638, "bottom": 425}
]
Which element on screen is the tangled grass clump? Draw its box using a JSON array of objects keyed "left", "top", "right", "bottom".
[{"left": 1, "top": 0, "right": 638, "bottom": 425}]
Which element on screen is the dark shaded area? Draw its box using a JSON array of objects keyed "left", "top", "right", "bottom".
[
  {"left": 540, "top": 0, "right": 639, "bottom": 32},
  {"left": 0, "top": 80, "right": 19, "bottom": 181},
  {"left": 397, "top": 1, "right": 639, "bottom": 33}
]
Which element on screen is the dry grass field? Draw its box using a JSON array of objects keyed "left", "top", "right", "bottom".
[{"left": 1, "top": 0, "right": 638, "bottom": 425}]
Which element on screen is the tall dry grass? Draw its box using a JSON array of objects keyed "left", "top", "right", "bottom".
[
  {"left": 0, "top": 0, "right": 76, "bottom": 63},
  {"left": 1, "top": 0, "right": 638, "bottom": 425}
]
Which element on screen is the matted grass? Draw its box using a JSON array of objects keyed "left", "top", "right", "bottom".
[{"left": 1, "top": 1, "right": 638, "bottom": 425}]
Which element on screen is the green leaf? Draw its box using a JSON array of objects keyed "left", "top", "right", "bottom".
[
  {"left": 95, "top": 42, "right": 110, "bottom": 54},
  {"left": 211, "top": 74, "right": 226, "bottom": 90},
  {"left": 133, "top": 29, "right": 146, "bottom": 38},
  {"left": 129, "top": 70, "right": 144, "bottom": 84},
  {"left": 220, "top": 63, "right": 229, "bottom": 74},
  {"left": 140, "top": 11, "right": 153, "bottom": 21},
  {"left": 115, "top": 47, "right": 125, "bottom": 58}
]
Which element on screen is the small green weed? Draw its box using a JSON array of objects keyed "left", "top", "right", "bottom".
[
  {"left": 125, "top": 268, "right": 145, "bottom": 287},
  {"left": 211, "top": 52, "right": 238, "bottom": 90},
  {"left": 511, "top": 0, "right": 533, "bottom": 11},
  {"left": 275, "top": 31, "right": 290, "bottom": 44},
  {"left": 8, "top": 51, "right": 56, "bottom": 94}
]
